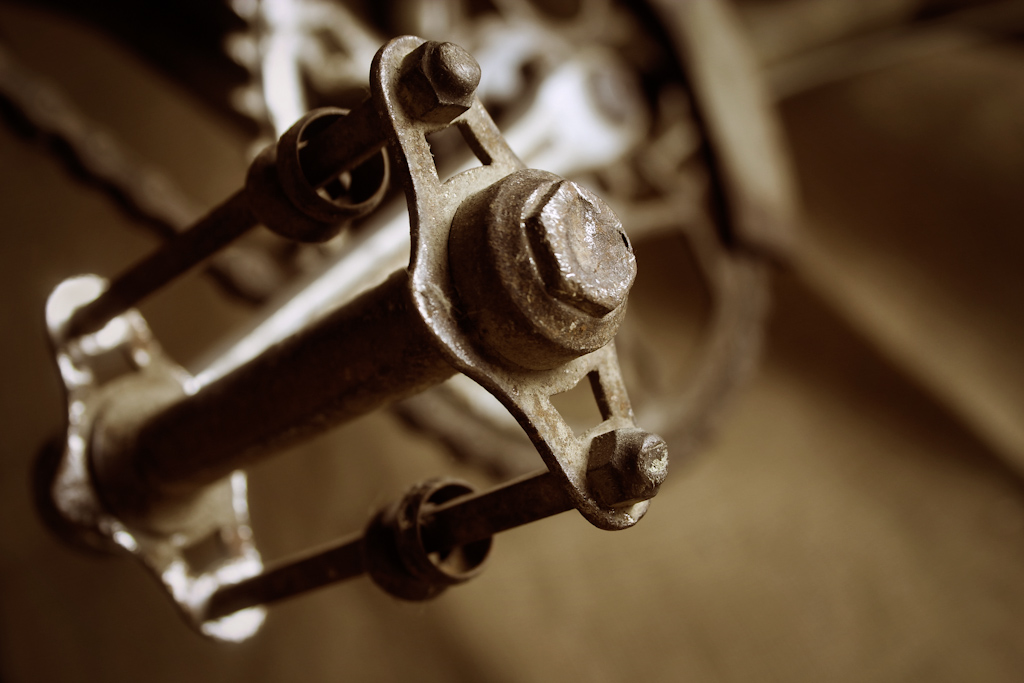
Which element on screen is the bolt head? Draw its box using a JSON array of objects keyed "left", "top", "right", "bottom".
[
  {"left": 526, "top": 181, "right": 636, "bottom": 317},
  {"left": 403, "top": 41, "right": 481, "bottom": 125},
  {"left": 449, "top": 169, "right": 636, "bottom": 370},
  {"left": 587, "top": 428, "right": 668, "bottom": 508},
  {"left": 424, "top": 42, "right": 481, "bottom": 105}
]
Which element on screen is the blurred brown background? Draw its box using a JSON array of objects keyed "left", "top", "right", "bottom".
[{"left": 2, "top": 1, "right": 1024, "bottom": 680}]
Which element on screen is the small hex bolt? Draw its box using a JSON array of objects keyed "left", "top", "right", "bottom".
[
  {"left": 402, "top": 41, "right": 481, "bottom": 125},
  {"left": 423, "top": 42, "right": 481, "bottom": 104},
  {"left": 526, "top": 181, "right": 636, "bottom": 318},
  {"left": 587, "top": 428, "right": 669, "bottom": 508}
]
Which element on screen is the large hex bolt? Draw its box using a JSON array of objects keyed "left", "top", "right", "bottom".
[
  {"left": 449, "top": 169, "right": 637, "bottom": 370},
  {"left": 586, "top": 428, "right": 669, "bottom": 509},
  {"left": 400, "top": 41, "right": 482, "bottom": 125},
  {"left": 526, "top": 180, "right": 635, "bottom": 318}
]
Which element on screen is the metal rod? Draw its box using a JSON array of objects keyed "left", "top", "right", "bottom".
[
  {"left": 91, "top": 269, "right": 456, "bottom": 521},
  {"left": 65, "top": 190, "right": 254, "bottom": 337},
  {"left": 205, "top": 532, "right": 366, "bottom": 620},
  {"left": 204, "top": 469, "right": 572, "bottom": 620},
  {"left": 419, "top": 469, "right": 573, "bottom": 550},
  {"left": 64, "top": 98, "right": 386, "bottom": 339}
]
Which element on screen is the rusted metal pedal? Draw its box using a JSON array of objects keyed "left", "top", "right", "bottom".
[{"left": 38, "top": 36, "right": 668, "bottom": 641}]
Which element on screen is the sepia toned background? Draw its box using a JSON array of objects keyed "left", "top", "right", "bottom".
[{"left": 1, "top": 0, "right": 1023, "bottom": 680}]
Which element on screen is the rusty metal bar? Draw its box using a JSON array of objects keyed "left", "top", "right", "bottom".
[
  {"left": 92, "top": 269, "right": 455, "bottom": 520},
  {"left": 206, "top": 532, "right": 367, "bottom": 620},
  {"left": 64, "top": 97, "right": 387, "bottom": 339},
  {"left": 85, "top": 42, "right": 491, "bottom": 524},
  {"left": 204, "top": 469, "right": 572, "bottom": 620},
  {"left": 66, "top": 190, "right": 255, "bottom": 338},
  {"left": 419, "top": 469, "right": 572, "bottom": 550}
]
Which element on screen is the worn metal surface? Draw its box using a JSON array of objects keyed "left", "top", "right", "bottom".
[
  {"left": 370, "top": 35, "right": 656, "bottom": 531},
  {"left": 205, "top": 435, "right": 667, "bottom": 621},
  {"left": 388, "top": 0, "right": 786, "bottom": 478},
  {"left": 203, "top": 473, "right": 549, "bottom": 619},
  {"left": 247, "top": 107, "right": 389, "bottom": 243},
  {"left": 85, "top": 35, "right": 657, "bottom": 530},
  {"left": 64, "top": 97, "right": 393, "bottom": 338},
  {"left": 31, "top": 2, "right": 793, "bottom": 636},
  {"left": 586, "top": 427, "right": 669, "bottom": 508},
  {"left": 63, "top": 43, "right": 481, "bottom": 339},
  {"left": 11, "top": 0, "right": 781, "bottom": 488},
  {"left": 16, "top": 3, "right": 1024, "bottom": 680},
  {"left": 448, "top": 168, "right": 635, "bottom": 370},
  {"left": 29, "top": 0, "right": 794, "bottom": 647},
  {"left": 90, "top": 269, "right": 453, "bottom": 526},
  {"left": 41, "top": 34, "right": 666, "bottom": 637},
  {"left": 6, "top": 0, "right": 787, "bottom": 483},
  {"left": 41, "top": 275, "right": 266, "bottom": 642}
]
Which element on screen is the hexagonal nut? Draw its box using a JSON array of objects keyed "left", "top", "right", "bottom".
[
  {"left": 401, "top": 41, "right": 481, "bottom": 125},
  {"left": 586, "top": 428, "right": 669, "bottom": 508},
  {"left": 449, "top": 169, "right": 634, "bottom": 371},
  {"left": 525, "top": 180, "right": 636, "bottom": 318}
]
